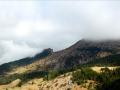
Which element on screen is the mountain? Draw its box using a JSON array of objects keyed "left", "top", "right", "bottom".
[
  {"left": 1, "top": 39, "right": 120, "bottom": 75},
  {"left": 0, "top": 48, "right": 53, "bottom": 75},
  {"left": 1, "top": 39, "right": 120, "bottom": 90}
]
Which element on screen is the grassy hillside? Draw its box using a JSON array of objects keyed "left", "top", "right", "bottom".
[
  {"left": 0, "top": 48, "right": 53, "bottom": 75},
  {"left": 1, "top": 53, "right": 120, "bottom": 85}
]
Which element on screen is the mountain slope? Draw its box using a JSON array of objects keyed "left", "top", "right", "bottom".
[
  {"left": 1, "top": 39, "right": 120, "bottom": 75},
  {"left": 20, "top": 40, "right": 120, "bottom": 71},
  {"left": 0, "top": 48, "right": 53, "bottom": 75}
]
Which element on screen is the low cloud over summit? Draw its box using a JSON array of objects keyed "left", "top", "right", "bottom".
[{"left": 0, "top": 1, "right": 120, "bottom": 64}]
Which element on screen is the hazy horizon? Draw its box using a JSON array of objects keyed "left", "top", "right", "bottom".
[{"left": 0, "top": 0, "right": 120, "bottom": 64}]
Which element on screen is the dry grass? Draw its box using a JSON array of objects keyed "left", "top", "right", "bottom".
[
  {"left": 91, "top": 66, "right": 118, "bottom": 73},
  {"left": 0, "top": 72, "right": 91, "bottom": 90},
  {"left": 2, "top": 66, "right": 116, "bottom": 90},
  {"left": 7, "top": 65, "right": 38, "bottom": 75},
  {"left": 0, "top": 79, "right": 21, "bottom": 90}
]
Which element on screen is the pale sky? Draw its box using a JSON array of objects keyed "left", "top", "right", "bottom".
[{"left": 0, "top": 0, "right": 120, "bottom": 64}]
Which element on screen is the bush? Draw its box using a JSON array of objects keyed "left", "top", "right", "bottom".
[
  {"left": 72, "top": 68, "right": 98, "bottom": 85},
  {"left": 72, "top": 67, "right": 120, "bottom": 90},
  {"left": 96, "top": 67, "right": 120, "bottom": 90},
  {"left": 47, "top": 70, "right": 59, "bottom": 80}
]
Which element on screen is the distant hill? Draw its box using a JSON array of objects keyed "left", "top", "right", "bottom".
[{"left": 1, "top": 39, "right": 120, "bottom": 75}]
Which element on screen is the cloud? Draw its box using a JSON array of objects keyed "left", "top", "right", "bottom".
[
  {"left": 45, "top": 1, "right": 120, "bottom": 40},
  {"left": 0, "top": 40, "right": 40, "bottom": 64},
  {"left": 0, "top": 1, "right": 120, "bottom": 64}
]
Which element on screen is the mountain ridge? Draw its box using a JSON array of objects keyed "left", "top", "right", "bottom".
[{"left": 1, "top": 39, "right": 120, "bottom": 75}]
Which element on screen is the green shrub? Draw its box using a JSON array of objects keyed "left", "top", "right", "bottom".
[
  {"left": 47, "top": 70, "right": 59, "bottom": 80},
  {"left": 72, "top": 68, "right": 98, "bottom": 85},
  {"left": 96, "top": 67, "right": 120, "bottom": 90}
]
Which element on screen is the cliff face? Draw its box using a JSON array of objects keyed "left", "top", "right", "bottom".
[{"left": 1, "top": 39, "right": 120, "bottom": 75}]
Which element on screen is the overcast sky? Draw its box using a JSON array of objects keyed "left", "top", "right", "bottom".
[{"left": 0, "top": 0, "right": 120, "bottom": 64}]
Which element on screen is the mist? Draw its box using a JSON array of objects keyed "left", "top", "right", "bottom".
[{"left": 0, "top": 1, "right": 120, "bottom": 64}]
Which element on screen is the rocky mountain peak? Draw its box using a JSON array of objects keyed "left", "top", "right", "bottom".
[{"left": 42, "top": 48, "right": 53, "bottom": 55}]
